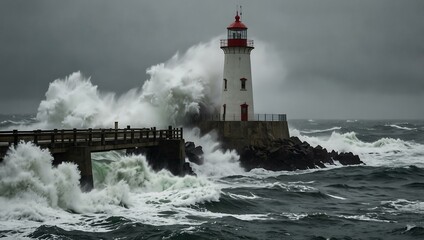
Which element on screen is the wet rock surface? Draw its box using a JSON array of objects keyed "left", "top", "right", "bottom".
[
  {"left": 239, "top": 137, "right": 364, "bottom": 171},
  {"left": 183, "top": 141, "right": 204, "bottom": 176},
  {"left": 185, "top": 141, "right": 204, "bottom": 165}
]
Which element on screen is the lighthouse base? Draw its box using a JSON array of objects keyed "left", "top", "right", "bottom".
[{"left": 197, "top": 121, "right": 289, "bottom": 152}]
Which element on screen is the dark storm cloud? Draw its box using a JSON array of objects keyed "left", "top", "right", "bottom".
[
  {"left": 0, "top": 0, "right": 423, "bottom": 119},
  {"left": 248, "top": 0, "right": 424, "bottom": 94}
]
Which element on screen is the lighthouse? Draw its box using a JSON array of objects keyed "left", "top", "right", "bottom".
[
  {"left": 198, "top": 10, "right": 289, "bottom": 151},
  {"left": 220, "top": 11, "right": 254, "bottom": 121}
]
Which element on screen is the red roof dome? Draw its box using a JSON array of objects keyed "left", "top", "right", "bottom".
[{"left": 227, "top": 13, "right": 247, "bottom": 29}]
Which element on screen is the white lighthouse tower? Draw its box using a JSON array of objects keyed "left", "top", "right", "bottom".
[{"left": 220, "top": 11, "right": 254, "bottom": 121}]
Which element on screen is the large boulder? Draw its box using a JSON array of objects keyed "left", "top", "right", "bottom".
[
  {"left": 185, "top": 141, "right": 204, "bottom": 165},
  {"left": 335, "top": 152, "right": 363, "bottom": 165}
]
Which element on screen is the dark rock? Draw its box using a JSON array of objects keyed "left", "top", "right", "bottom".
[
  {"left": 185, "top": 141, "right": 195, "bottom": 152},
  {"left": 185, "top": 141, "right": 204, "bottom": 165},
  {"left": 183, "top": 162, "right": 196, "bottom": 176},
  {"left": 192, "top": 146, "right": 204, "bottom": 156},
  {"left": 290, "top": 137, "right": 302, "bottom": 146},
  {"left": 335, "top": 152, "right": 364, "bottom": 165},
  {"left": 239, "top": 136, "right": 363, "bottom": 172}
]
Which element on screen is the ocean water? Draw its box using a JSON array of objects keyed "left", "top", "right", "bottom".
[{"left": 1, "top": 118, "right": 424, "bottom": 240}]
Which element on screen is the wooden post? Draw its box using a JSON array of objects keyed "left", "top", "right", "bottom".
[
  {"left": 101, "top": 129, "right": 105, "bottom": 145},
  {"left": 13, "top": 130, "right": 18, "bottom": 146},
  {"left": 73, "top": 128, "right": 77, "bottom": 146},
  {"left": 33, "top": 130, "right": 38, "bottom": 145},
  {"left": 131, "top": 129, "right": 134, "bottom": 143},
  {"left": 168, "top": 126, "right": 172, "bottom": 139},
  {"left": 180, "top": 127, "right": 183, "bottom": 139},
  {"left": 88, "top": 128, "right": 92, "bottom": 146},
  {"left": 51, "top": 129, "right": 57, "bottom": 148},
  {"left": 61, "top": 129, "right": 64, "bottom": 147},
  {"left": 153, "top": 127, "right": 156, "bottom": 140}
]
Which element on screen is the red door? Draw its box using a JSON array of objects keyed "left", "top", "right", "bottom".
[{"left": 240, "top": 103, "right": 248, "bottom": 121}]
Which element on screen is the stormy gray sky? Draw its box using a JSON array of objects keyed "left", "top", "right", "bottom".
[{"left": 0, "top": 0, "right": 423, "bottom": 119}]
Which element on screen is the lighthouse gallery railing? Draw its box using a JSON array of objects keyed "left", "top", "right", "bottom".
[{"left": 220, "top": 39, "right": 254, "bottom": 48}]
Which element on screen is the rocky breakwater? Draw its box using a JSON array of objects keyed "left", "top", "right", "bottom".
[{"left": 239, "top": 136, "right": 364, "bottom": 171}]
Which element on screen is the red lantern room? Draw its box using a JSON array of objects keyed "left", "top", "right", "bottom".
[{"left": 221, "top": 12, "right": 254, "bottom": 48}]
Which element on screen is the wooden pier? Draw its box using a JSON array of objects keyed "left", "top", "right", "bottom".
[{"left": 0, "top": 126, "right": 186, "bottom": 190}]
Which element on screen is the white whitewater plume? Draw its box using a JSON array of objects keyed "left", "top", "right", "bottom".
[
  {"left": 22, "top": 37, "right": 223, "bottom": 130},
  {"left": 141, "top": 38, "right": 223, "bottom": 125},
  {"left": 0, "top": 142, "right": 221, "bottom": 237},
  {"left": 101, "top": 153, "right": 218, "bottom": 195},
  {"left": 3, "top": 36, "right": 284, "bottom": 131},
  {"left": 185, "top": 128, "right": 245, "bottom": 178},
  {"left": 92, "top": 151, "right": 221, "bottom": 207},
  {"left": 0, "top": 142, "right": 131, "bottom": 215},
  {"left": 0, "top": 141, "right": 83, "bottom": 211},
  {"left": 300, "top": 126, "right": 342, "bottom": 134},
  {"left": 291, "top": 128, "right": 424, "bottom": 167}
]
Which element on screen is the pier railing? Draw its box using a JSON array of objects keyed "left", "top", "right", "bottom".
[
  {"left": 0, "top": 126, "right": 183, "bottom": 148},
  {"left": 198, "top": 113, "right": 287, "bottom": 122}
]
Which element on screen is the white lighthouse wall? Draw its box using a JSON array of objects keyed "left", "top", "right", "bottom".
[{"left": 220, "top": 47, "right": 254, "bottom": 121}]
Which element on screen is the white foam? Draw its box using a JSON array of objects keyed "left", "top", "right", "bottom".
[
  {"left": 300, "top": 126, "right": 342, "bottom": 134},
  {"left": 280, "top": 212, "right": 308, "bottom": 220},
  {"left": 326, "top": 194, "right": 347, "bottom": 200},
  {"left": 338, "top": 214, "right": 392, "bottom": 223},
  {"left": 180, "top": 207, "right": 271, "bottom": 221},
  {"left": 381, "top": 199, "right": 424, "bottom": 214},
  {"left": 386, "top": 124, "right": 417, "bottom": 131},
  {"left": 226, "top": 192, "right": 260, "bottom": 200},
  {"left": 185, "top": 128, "right": 245, "bottom": 178},
  {"left": 0, "top": 142, "right": 223, "bottom": 237},
  {"left": 291, "top": 128, "right": 424, "bottom": 168}
]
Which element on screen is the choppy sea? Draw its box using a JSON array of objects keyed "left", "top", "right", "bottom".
[{"left": 1, "top": 116, "right": 424, "bottom": 240}]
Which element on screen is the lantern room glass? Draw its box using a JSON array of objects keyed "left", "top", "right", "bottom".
[{"left": 228, "top": 29, "right": 247, "bottom": 39}]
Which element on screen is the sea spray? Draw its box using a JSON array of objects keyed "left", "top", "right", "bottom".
[
  {"left": 291, "top": 128, "right": 424, "bottom": 167},
  {"left": 0, "top": 141, "right": 222, "bottom": 236},
  {"left": 92, "top": 152, "right": 220, "bottom": 201},
  {"left": 13, "top": 37, "right": 224, "bottom": 130},
  {"left": 185, "top": 128, "right": 244, "bottom": 177},
  {"left": 0, "top": 142, "right": 132, "bottom": 215},
  {"left": 0, "top": 141, "right": 81, "bottom": 210}
]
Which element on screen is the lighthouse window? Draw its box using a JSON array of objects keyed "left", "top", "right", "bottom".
[
  {"left": 240, "top": 78, "right": 247, "bottom": 90},
  {"left": 224, "top": 79, "right": 227, "bottom": 91}
]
